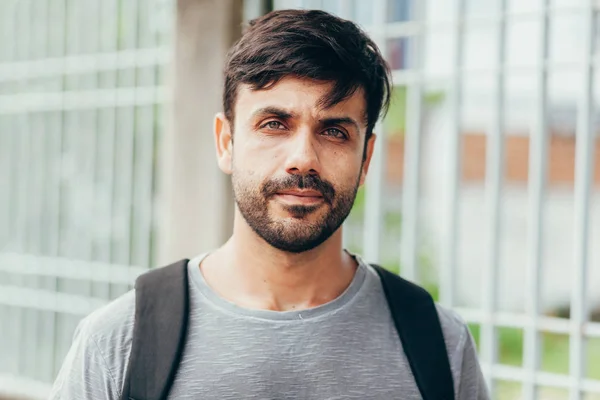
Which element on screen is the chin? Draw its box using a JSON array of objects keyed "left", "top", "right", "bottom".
[{"left": 265, "top": 236, "right": 326, "bottom": 254}]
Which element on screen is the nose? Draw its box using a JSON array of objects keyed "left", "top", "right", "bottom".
[{"left": 283, "top": 128, "right": 321, "bottom": 176}]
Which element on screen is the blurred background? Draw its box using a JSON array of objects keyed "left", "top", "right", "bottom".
[{"left": 0, "top": 0, "right": 598, "bottom": 399}]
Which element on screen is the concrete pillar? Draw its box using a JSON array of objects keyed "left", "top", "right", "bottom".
[{"left": 157, "top": 0, "right": 242, "bottom": 265}]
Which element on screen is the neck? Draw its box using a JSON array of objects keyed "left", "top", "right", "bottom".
[{"left": 200, "top": 213, "right": 358, "bottom": 312}]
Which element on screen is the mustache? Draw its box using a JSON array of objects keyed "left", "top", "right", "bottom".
[{"left": 261, "top": 174, "right": 335, "bottom": 204}]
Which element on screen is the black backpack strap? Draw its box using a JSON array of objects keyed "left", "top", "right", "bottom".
[
  {"left": 120, "top": 259, "right": 191, "bottom": 400},
  {"left": 372, "top": 264, "right": 455, "bottom": 400}
]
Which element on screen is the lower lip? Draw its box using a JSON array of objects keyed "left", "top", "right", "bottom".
[{"left": 274, "top": 194, "right": 324, "bottom": 205}]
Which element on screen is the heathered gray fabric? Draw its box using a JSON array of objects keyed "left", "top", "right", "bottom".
[{"left": 49, "top": 253, "right": 489, "bottom": 400}]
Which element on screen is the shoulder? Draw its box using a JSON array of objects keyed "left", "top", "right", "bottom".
[
  {"left": 434, "top": 304, "right": 472, "bottom": 359},
  {"left": 82, "top": 289, "right": 136, "bottom": 332},
  {"left": 74, "top": 290, "right": 135, "bottom": 390},
  {"left": 434, "top": 304, "right": 487, "bottom": 398},
  {"left": 81, "top": 289, "right": 136, "bottom": 375},
  {"left": 50, "top": 290, "right": 136, "bottom": 399}
]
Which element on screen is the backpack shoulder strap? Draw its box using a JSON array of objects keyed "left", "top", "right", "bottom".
[
  {"left": 120, "top": 259, "right": 191, "bottom": 400},
  {"left": 371, "top": 264, "right": 455, "bottom": 400}
]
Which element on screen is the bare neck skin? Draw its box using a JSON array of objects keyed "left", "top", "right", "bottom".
[{"left": 199, "top": 209, "right": 358, "bottom": 312}]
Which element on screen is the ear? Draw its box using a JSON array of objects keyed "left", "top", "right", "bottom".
[
  {"left": 359, "top": 133, "right": 376, "bottom": 186},
  {"left": 214, "top": 112, "right": 233, "bottom": 175}
]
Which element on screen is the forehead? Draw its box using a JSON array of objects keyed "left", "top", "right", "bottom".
[{"left": 234, "top": 77, "right": 367, "bottom": 124}]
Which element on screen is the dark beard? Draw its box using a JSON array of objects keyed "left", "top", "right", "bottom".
[{"left": 233, "top": 172, "right": 360, "bottom": 253}]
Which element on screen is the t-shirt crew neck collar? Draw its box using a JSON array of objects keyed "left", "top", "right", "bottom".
[{"left": 187, "top": 251, "right": 368, "bottom": 322}]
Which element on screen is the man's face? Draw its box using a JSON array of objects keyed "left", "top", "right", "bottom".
[{"left": 215, "top": 77, "right": 375, "bottom": 253}]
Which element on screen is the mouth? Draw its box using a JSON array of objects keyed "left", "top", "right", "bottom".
[{"left": 273, "top": 190, "right": 325, "bottom": 205}]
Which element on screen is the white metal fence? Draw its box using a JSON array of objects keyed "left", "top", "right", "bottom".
[
  {"left": 0, "top": 0, "right": 171, "bottom": 394},
  {"left": 1, "top": 0, "right": 599, "bottom": 399}
]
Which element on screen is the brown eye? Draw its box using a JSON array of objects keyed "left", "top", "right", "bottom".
[
  {"left": 262, "top": 121, "right": 285, "bottom": 130},
  {"left": 323, "top": 128, "right": 347, "bottom": 139}
]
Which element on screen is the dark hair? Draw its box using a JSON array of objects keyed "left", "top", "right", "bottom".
[{"left": 223, "top": 9, "right": 392, "bottom": 138}]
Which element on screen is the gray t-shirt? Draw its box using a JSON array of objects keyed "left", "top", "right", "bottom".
[{"left": 50, "top": 253, "right": 489, "bottom": 399}]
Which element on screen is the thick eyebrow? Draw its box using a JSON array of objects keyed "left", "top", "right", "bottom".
[
  {"left": 250, "top": 107, "right": 361, "bottom": 133},
  {"left": 319, "top": 117, "right": 361, "bottom": 133},
  {"left": 250, "top": 106, "right": 296, "bottom": 121}
]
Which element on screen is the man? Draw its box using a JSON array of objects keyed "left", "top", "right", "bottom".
[{"left": 50, "top": 9, "right": 488, "bottom": 400}]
